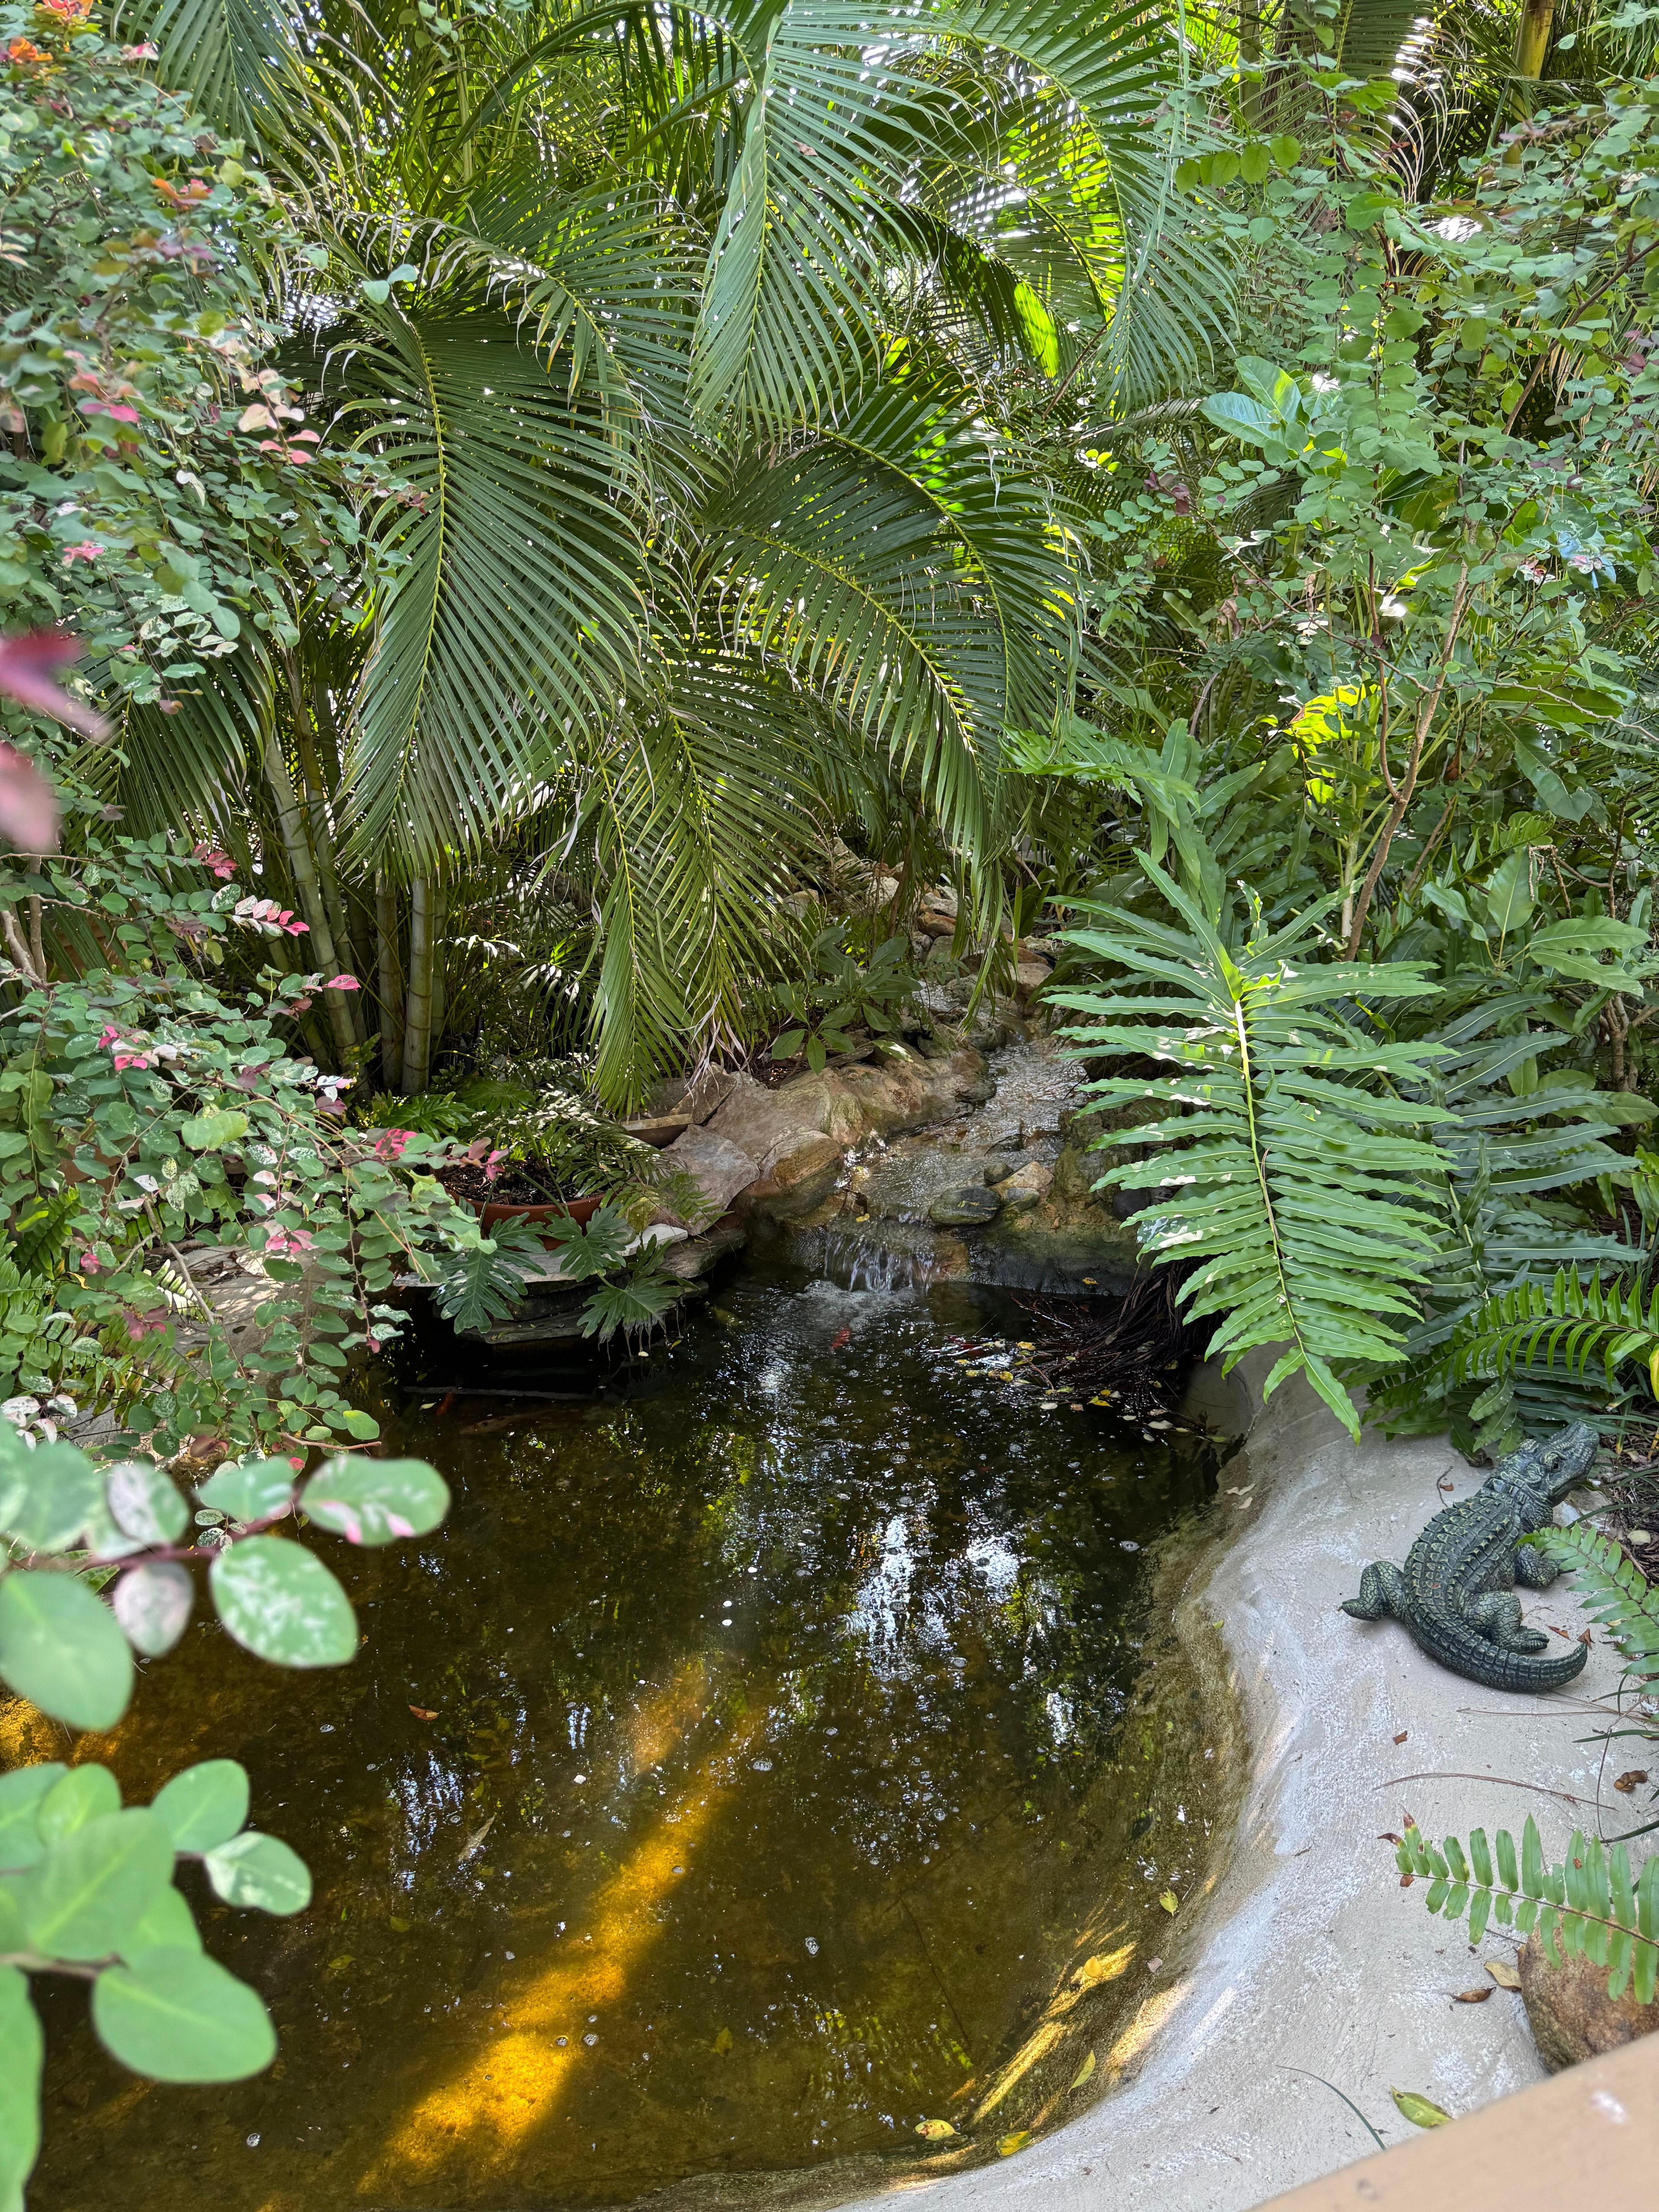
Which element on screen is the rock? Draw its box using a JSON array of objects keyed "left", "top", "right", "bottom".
[
  {"left": 623, "top": 1114, "right": 692, "bottom": 1148},
  {"left": 707, "top": 1074, "right": 834, "bottom": 1164},
  {"left": 737, "top": 1131, "right": 845, "bottom": 1219},
  {"left": 645, "top": 1066, "right": 738, "bottom": 1125},
  {"left": 628, "top": 1223, "right": 690, "bottom": 1252},
  {"left": 929, "top": 1185, "right": 1001, "bottom": 1228},
  {"left": 996, "top": 1159, "right": 1053, "bottom": 1212},
  {"left": 654, "top": 1125, "right": 760, "bottom": 1224},
  {"left": 1520, "top": 1925, "right": 1659, "bottom": 2071},
  {"left": 983, "top": 1154, "right": 1024, "bottom": 1185},
  {"left": 1013, "top": 960, "right": 1052, "bottom": 1002}
]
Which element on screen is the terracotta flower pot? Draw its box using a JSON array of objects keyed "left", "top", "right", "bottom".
[{"left": 477, "top": 1193, "right": 601, "bottom": 1241}]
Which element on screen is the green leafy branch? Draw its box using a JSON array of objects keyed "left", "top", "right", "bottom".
[
  {"left": 1535, "top": 1520, "right": 1659, "bottom": 1692},
  {"left": 1396, "top": 1816, "right": 1659, "bottom": 2007}
]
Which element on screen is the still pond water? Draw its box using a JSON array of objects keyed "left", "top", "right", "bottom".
[{"left": 30, "top": 1267, "right": 1223, "bottom": 2210}]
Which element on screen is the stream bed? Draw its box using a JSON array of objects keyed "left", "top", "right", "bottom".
[{"left": 28, "top": 1264, "right": 1228, "bottom": 2212}]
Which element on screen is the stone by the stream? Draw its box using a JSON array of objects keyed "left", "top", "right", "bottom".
[
  {"left": 655, "top": 1126, "right": 761, "bottom": 1224},
  {"left": 994, "top": 1159, "right": 1053, "bottom": 1212},
  {"left": 983, "top": 1154, "right": 1023, "bottom": 1185},
  {"left": 1520, "top": 1924, "right": 1659, "bottom": 2070},
  {"left": 929, "top": 1185, "right": 1001, "bottom": 1228}
]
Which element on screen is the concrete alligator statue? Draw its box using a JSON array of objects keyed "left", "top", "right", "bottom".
[{"left": 1340, "top": 1421, "right": 1599, "bottom": 1692}]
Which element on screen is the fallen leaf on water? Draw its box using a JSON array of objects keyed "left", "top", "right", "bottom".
[
  {"left": 1391, "top": 2089, "right": 1452, "bottom": 2130},
  {"left": 915, "top": 2119, "right": 957, "bottom": 2140},
  {"left": 1159, "top": 1889, "right": 1179, "bottom": 1914},
  {"left": 326, "top": 1955, "right": 354, "bottom": 1975},
  {"left": 1070, "top": 2051, "right": 1097, "bottom": 2090},
  {"left": 1451, "top": 1988, "right": 1492, "bottom": 2004},
  {"left": 1614, "top": 1770, "right": 1650, "bottom": 1793},
  {"left": 1485, "top": 1959, "right": 1522, "bottom": 1990},
  {"left": 1072, "top": 1945, "right": 1135, "bottom": 1988},
  {"left": 997, "top": 2131, "right": 1031, "bottom": 2158},
  {"left": 1393, "top": 1731, "right": 1408, "bottom": 1745},
  {"left": 410, "top": 1705, "right": 437, "bottom": 1720},
  {"left": 712, "top": 2027, "right": 733, "bottom": 2056},
  {"left": 459, "top": 1812, "right": 496, "bottom": 1863},
  {"left": 389, "top": 1917, "right": 412, "bottom": 1934}
]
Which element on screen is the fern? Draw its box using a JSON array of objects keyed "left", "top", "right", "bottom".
[
  {"left": 1378, "top": 1267, "right": 1659, "bottom": 1456},
  {"left": 1052, "top": 854, "right": 1450, "bottom": 1438},
  {"left": 1536, "top": 1521, "right": 1659, "bottom": 1691},
  {"left": 1398, "top": 1816, "right": 1659, "bottom": 2006}
]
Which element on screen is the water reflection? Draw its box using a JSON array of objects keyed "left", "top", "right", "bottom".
[{"left": 29, "top": 1269, "right": 1219, "bottom": 2210}]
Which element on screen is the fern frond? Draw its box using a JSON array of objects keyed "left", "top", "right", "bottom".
[
  {"left": 1535, "top": 1522, "right": 1659, "bottom": 1688},
  {"left": 1400, "top": 1816, "right": 1659, "bottom": 2008},
  {"left": 1054, "top": 853, "right": 1450, "bottom": 1438}
]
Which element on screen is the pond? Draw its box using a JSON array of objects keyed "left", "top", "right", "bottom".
[{"left": 27, "top": 1265, "right": 1228, "bottom": 2211}]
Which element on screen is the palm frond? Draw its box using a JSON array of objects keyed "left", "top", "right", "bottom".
[
  {"left": 337, "top": 306, "right": 648, "bottom": 869},
  {"left": 1537, "top": 1520, "right": 1659, "bottom": 1690}
]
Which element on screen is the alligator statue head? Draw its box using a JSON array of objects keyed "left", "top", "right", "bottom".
[{"left": 1483, "top": 1419, "right": 1600, "bottom": 1533}]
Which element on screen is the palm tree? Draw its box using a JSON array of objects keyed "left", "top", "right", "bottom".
[{"left": 119, "top": 0, "right": 1237, "bottom": 1103}]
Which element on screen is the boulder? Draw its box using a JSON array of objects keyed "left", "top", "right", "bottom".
[
  {"left": 996, "top": 1159, "right": 1053, "bottom": 1212},
  {"left": 707, "top": 1074, "right": 835, "bottom": 1165},
  {"left": 737, "top": 1131, "right": 844, "bottom": 1219},
  {"left": 929, "top": 1185, "right": 1001, "bottom": 1228},
  {"left": 654, "top": 1125, "right": 760, "bottom": 1225},
  {"left": 645, "top": 1066, "right": 738, "bottom": 1126},
  {"left": 983, "top": 1154, "right": 1024, "bottom": 1185},
  {"left": 1521, "top": 1924, "right": 1659, "bottom": 2071},
  {"left": 1013, "top": 960, "right": 1052, "bottom": 1003}
]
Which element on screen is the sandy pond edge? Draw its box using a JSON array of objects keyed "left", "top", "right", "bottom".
[{"left": 824, "top": 1356, "right": 1623, "bottom": 2212}]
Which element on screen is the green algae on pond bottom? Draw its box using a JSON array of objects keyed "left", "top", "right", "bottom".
[{"left": 27, "top": 1269, "right": 1230, "bottom": 2212}]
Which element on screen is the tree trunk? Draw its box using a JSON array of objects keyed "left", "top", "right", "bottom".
[
  {"left": 1513, "top": 0, "right": 1553, "bottom": 79},
  {"left": 375, "top": 871, "right": 405, "bottom": 1092},
  {"left": 259, "top": 728, "right": 358, "bottom": 1066},
  {"left": 401, "top": 877, "right": 434, "bottom": 1097}
]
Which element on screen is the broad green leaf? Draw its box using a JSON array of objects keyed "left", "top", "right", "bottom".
[
  {"left": 302, "top": 1457, "right": 449, "bottom": 1547},
  {"left": 105, "top": 1462, "right": 188, "bottom": 1547},
  {"left": 122, "top": 1882, "right": 203, "bottom": 1958},
  {"left": 112, "top": 1562, "right": 194, "bottom": 1656},
  {"left": 0, "top": 1444, "right": 102, "bottom": 1554},
  {"left": 203, "top": 1830, "right": 311, "bottom": 1915},
  {"left": 151, "top": 1761, "right": 249, "bottom": 1854},
  {"left": 0, "top": 1882, "right": 24, "bottom": 1953},
  {"left": 196, "top": 1457, "right": 297, "bottom": 1526},
  {"left": 0, "top": 1967, "right": 41, "bottom": 2212},
  {"left": 1199, "top": 390, "right": 1277, "bottom": 443},
  {"left": 0, "top": 1571, "right": 134, "bottom": 1731},
  {"left": 0, "top": 1764, "right": 65, "bottom": 1871},
  {"left": 1481, "top": 850, "right": 1534, "bottom": 937},
  {"left": 18, "top": 1809, "right": 172, "bottom": 1961},
  {"left": 179, "top": 1108, "right": 249, "bottom": 1151},
  {"left": 91, "top": 1948, "right": 276, "bottom": 2082},
  {"left": 38, "top": 1765, "right": 120, "bottom": 1841},
  {"left": 208, "top": 1537, "right": 356, "bottom": 1666},
  {"left": 1233, "top": 355, "right": 1297, "bottom": 412}
]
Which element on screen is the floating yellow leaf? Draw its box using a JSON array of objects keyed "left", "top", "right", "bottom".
[
  {"left": 1159, "top": 1890, "right": 1179, "bottom": 1914},
  {"left": 1073, "top": 1944, "right": 1135, "bottom": 1988},
  {"left": 997, "top": 2130, "right": 1031, "bottom": 2157},
  {"left": 1485, "top": 1958, "right": 1521, "bottom": 1991},
  {"left": 1391, "top": 2088, "right": 1451, "bottom": 2129},
  {"left": 1070, "top": 2050, "right": 1097, "bottom": 2090},
  {"left": 712, "top": 2027, "right": 733, "bottom": 2055},
  {"left": 915, "top": 2119, "right": 958, "bottom": 2141}
]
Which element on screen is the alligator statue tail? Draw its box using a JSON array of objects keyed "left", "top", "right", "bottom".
[{"left": 1350, "top": 1575, "right": 1589, "bottom": 1693}]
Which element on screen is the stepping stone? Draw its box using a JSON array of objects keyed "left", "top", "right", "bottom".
[{"left": 929, "top": 1185, "right": 1001, "bottom": 1228}]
